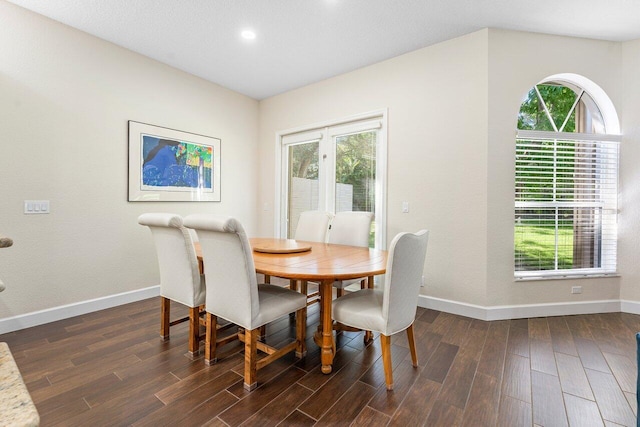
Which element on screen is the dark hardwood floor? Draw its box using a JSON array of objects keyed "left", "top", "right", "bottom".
[{"left": 1, "top": 289, "right": 638, "bottom": 426}]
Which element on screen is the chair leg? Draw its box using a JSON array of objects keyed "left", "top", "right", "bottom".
[
  {"left": 364, "top": 331, "right": 373, "bottom": 343},
  {"left": 406, "top": 324, "right": 418, "bottom": 367},
  {"left": 205, "top": 313, "right": 218, "bottom": 365},
  {"left": 160, "top": 297, "right": 170, "bottom": 341},
  {"left": 336, "top": 287, "right": 345, "bottom": 298},
  {"left": 289, "top": 279, "right": 298, "bottom": 291},
  {"left": 188, "top": 307, "right": 200, "bottom": 357},
  {"left": 295, "top": 306, "right": 307, "bottom": 358},
  {"left": 264, "top": 274, "right": 271, "bottom": 284},
  {"left": 244, "top": 328, "right": 259, "bottom": 391},
  {"left": 380, "top": 334, "right": 394, "bottom": 390}
]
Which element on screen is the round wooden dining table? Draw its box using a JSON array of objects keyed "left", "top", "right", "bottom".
[{"left": 196, "top": 237, "right": 387, "bottom": 374}]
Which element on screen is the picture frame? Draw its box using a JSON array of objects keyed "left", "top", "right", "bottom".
[{"left": 128, "top": 121, "right": 221, "bottom": 202}]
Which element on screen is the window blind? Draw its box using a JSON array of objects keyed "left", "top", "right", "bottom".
[{"left": 514, "top": 133, "right": 619, "bottom": 279}]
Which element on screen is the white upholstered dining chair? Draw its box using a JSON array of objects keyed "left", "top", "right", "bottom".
[
  {"left": 294, "top": 210, "right": 334, "bottom": 242},
  {"left": 327, "top": 211, "right": 374, "bottom": 297},
  {"left": 332, "top": 229, "right": 429, "bottom": 390},
  {"left": 138, "top": 213, "right": 205, "bottom": 356},
  {"left": 286, "top": 210, "right": 334, "bottom": 301},
  {"left": 183, "top": 214, "right": 307, "bottom": 391}
]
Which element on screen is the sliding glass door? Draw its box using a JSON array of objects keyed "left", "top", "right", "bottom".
[
  {"left": 286, "top": 137, "right": 320, "bottom": 238},
  {"left": 279, "top": 113, "right": 386, "bottom": 248}
]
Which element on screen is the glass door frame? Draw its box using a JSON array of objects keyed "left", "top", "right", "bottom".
[{"left": 275, "top": 109, "right": 388, "bottom": 249}]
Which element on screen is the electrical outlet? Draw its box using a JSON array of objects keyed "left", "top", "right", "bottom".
[
  {"left": 421, "top": 276, "right": 426, "bottom": 287},
  {"left": 571, "top": 286, "right": 582, "bottom": 294}
]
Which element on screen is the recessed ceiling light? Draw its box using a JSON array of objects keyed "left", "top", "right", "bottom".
[{"left": 241, "top": 30, "right": 256, "bottom": 40}]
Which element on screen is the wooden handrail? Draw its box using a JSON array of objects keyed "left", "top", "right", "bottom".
[
  {"left": 0, "top": 235, "right": 11, "bottom": 291},
  {"left": 0, "top": 235, "right": 13, "bottom": 248}
]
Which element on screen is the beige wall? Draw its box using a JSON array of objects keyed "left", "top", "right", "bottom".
[
  {"left": 259, "top": 29, "right": 636, "bottom": 310},
  {"left": 0, "top": 2, "right": 259, "bottom": 318},
  {"left": 620, "top": 39, "right": 640, "bottom": 302},
  {"left": 486, "top": 29, "right": 624, "bottom": 307},
  {"left": 259, "top": 31, "right": 490, "bottom": 305},
  {"left": 2, "top": 1, "right": 639, "bottom": 325}
]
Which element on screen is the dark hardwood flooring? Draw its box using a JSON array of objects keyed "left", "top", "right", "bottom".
[{"left": 1, "top": 291, "right": 638, "bottom": 426}]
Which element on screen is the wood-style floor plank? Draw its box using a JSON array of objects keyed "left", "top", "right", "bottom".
[
  {"left": 388, "top": 374, "right": 441, "bottom": 426},
  {"left": 461, "top": 372, "right": 500, "bottom": 427},
  {"left": 1, "top": 298, "right": 638, "bottom": 426},
  {"left": 239, "top": 383, "right": 313, "bottom": 427},
  {"left": 425, "top": 400, "right": 464, "bottom": 426},
  {"left": 351, "top": 406, "right": 391, "bottom": 427},
  {"left": 439, "top": 315, "right": 472, "bottom": 347},
  {"left": 531, "top": 370, "right": 568, "bottom": 427},
  {"left": 315, "top": 380, "right": 377, "bottom": 426},
  {"left": 436, "top": 353, "right": 478, "bottom": 409},
  {"left": 133, "top": 371, "right": 242, "bottom": 426},
  {"left": 563, "top": 393, "right": 605, "bottom": 427},
  {"left": 530, "top": 338, "right": 558, "bottom": 376},
  {"left": 476, "top": 320, "right": 508, "bottom": 380},
  {"left": 506, "top": 321, "right": 530, "bottom": 358},
  {"left": 422, "top": 342, "right": 459, "bottom": 383},
  {"left": 219, "top": 366, "right": 307, "bottom": 426},
  {"left": 298, "top": 361, "right": 369, "bottom": 420},
  {"left": 367, "top": 360, "right": 420, "bottom": 416},
  {"left": 496, "top": 395, "right": 532, "bottom": 427},
  {"left": 555, "top": 352, "right": 594, "bottom": 401},
  {"left": 574, "top": 337, "right": 612, "bottom": 373},
  {"left": 602, "top": 352, "right": 637, "bottom": 394},
  {"left": 585, "top": 368, "right": 636, "bottom": 426},
  {"left": 548, "top": 316, "right": 579, "bottom": 356},
  {"left": 457, "top": 321, "right": 488, "bottom": 361},
  {"left": 501, "top": 353, "right": 531, "bottom": 403},
  {"left": 528, "top": 317, "right": 551, "bottom": 341}
]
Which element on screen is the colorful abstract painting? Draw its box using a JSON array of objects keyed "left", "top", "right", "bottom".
[
  {"left": 128, "top": 121, "right": 221, "bottom": 201},
  {"left": 141, "top": 136, "right": 213, "bottom": 190}
]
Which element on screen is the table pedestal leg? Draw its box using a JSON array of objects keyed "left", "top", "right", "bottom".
[{"left": 316, "top": 279, "right": 334, "bottom": 374}]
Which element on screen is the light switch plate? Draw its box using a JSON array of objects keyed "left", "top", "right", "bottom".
[{"left": 24, "top": 200, "right": 50, "bottom": 214}]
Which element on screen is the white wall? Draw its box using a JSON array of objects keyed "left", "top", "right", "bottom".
[
  {"left": 259, "top": 30, "right": 491, "bottom": 306},
  {"left": 0, "top": 2, "right": 259, "bottom": 320},
  {"left": 620, "top": 39, "right": 640, "bottom": 302}
]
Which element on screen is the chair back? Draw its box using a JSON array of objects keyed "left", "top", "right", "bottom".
[
  {"left": 382, "top": 230, "right": 429, "bottom": 335},
  {"left": 328, "top": 211, "right": 373, "bottom": 247},
  {"left": 138, "top": 213, "right": 203, "bottom": 307},
  {"left": 183, "top": 214, "right": 258, "bottom": 330},
  {"left": 294, "top": 210, "right": 333, "bottom": 242}
]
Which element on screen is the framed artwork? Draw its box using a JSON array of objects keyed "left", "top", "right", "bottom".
[{"left": 128, "top": 121, "right": 221, "bottom": 202}]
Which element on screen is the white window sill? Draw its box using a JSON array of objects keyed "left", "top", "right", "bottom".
[{"left": 515, "top": 272, "right": 620, "bottom": 282}]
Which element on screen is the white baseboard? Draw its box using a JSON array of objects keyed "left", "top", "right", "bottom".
[
  {"left": 419, "top": 295, "right": 623, "bottom": 321},
  {"left": 620, "top": 300, "right": 640, "bottom": 315},
  {"left": 0, "top": 286, "right": 160, "bottom": 335},
  {"left": 1, "top": 289, "right": 636, "bottom": 335}
]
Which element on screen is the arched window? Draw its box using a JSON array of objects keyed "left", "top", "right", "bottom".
[{"left": 515, "top": 74, "right": 620, "bottom": 279}]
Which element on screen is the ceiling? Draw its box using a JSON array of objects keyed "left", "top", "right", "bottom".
[{"left": 7, "top": 0, "right": 640, "bottom": 100}]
